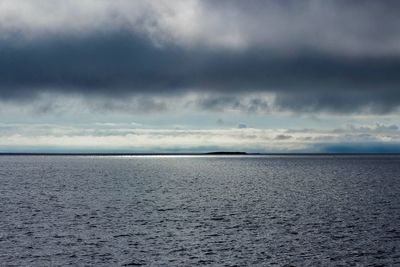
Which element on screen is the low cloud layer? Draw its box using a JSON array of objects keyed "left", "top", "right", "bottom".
[
  {"left": 1, "top": 122, "right": 399, "bottom": 153},
  {"left": 1, "top": 0, "right": 400, "bottom": 114}
]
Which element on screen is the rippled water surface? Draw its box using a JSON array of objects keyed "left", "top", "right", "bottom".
[{"left": 1, "top": 155, "right": 400, "bottom": 266}]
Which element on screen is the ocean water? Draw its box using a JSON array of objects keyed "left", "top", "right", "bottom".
[{"left": 1, "top": 155, "right": 400, "bottom": 266}]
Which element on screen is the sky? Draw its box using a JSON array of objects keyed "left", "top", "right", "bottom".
[{"left": 1, "top": 0, "right": 400, "bottom": 153}]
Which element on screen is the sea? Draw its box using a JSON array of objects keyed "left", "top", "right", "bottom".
[{"left": 1, "top": 155, "right": 400, "bottom": 266}]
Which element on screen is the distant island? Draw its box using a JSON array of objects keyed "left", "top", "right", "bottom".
[{"left": 205, "top": 151, "right": 248, "bottom": 155}]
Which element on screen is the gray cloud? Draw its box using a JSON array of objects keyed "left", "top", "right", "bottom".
[
  {"left": 275, "top": 134, "right": 292, "bottom": 140},
  {"left": 87, "top": 96, "right": 168, "bottom": 114},
  {"left": 216, "top": 119, "right": 224, "bottom": 126},
  {"left": 1, "top": 0, "right": 400, "bottom": 114}
]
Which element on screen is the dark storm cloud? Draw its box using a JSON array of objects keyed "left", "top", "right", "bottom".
[
  {"left": 1, "top": 0, "right": 400, "bottom": 113},
  {"left": 0, "top": 32, "right": 192, "bottom": 99}
]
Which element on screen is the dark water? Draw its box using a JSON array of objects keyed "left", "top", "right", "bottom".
[{"left": 1, "top": 155, "right": 400, "bottom": 266}]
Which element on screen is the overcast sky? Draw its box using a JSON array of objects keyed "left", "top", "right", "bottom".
[{"left": 1, "top": 0, "right": 400, "bottom": 152}]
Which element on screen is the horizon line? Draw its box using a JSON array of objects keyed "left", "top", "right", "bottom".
[{"left": 1, "top": 152, "right": 400, "bottom": 156}]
